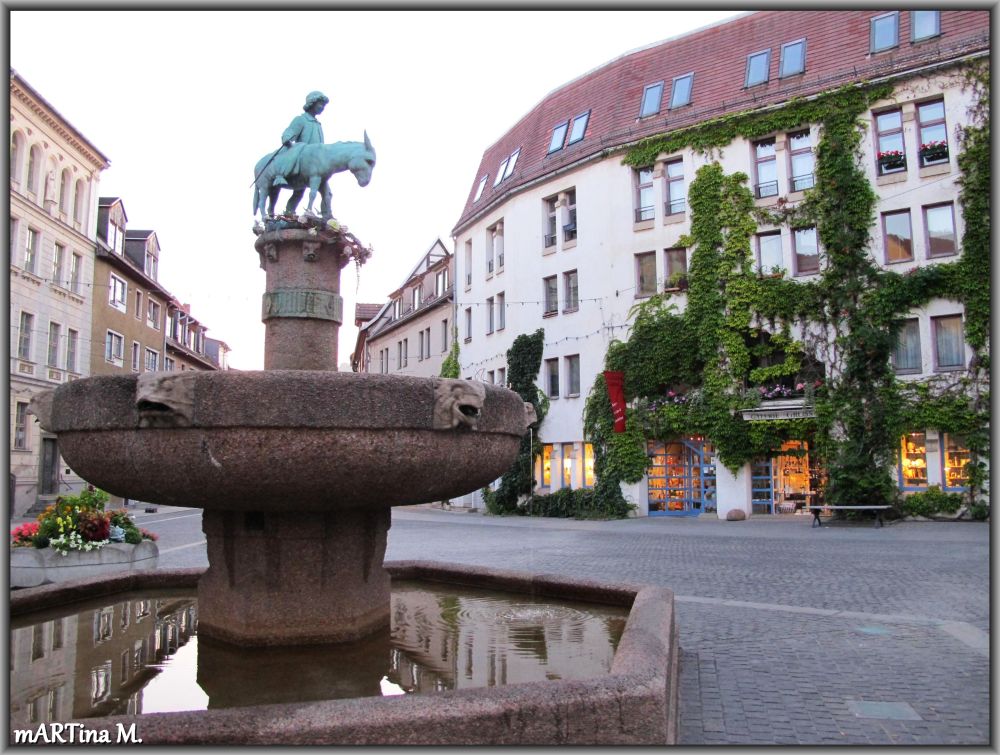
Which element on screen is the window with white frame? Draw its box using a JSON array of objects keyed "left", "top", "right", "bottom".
[
  {"left": 164, "top": 356, "right": 176, "bottom": 371},
  {"left": 134, "top": 290, "right": 143, "bottom": 319},
  {"left": 563, "top": 270, "right": 579, "bottom": 312},
  {"left": 793, "top": 227, "right": 820, "bottom": 275},
  {"left": 933, "top": 315, "right": 965, "bottom": 371},
  {"left": 391, "top": 299, "right": 401, "bottom": 320},
  {"left": 464, "top": 240, "right": 472, "bottom": 287},
  {"left": 473, "top": 175, "right": 488, "bottom": 203},
  {"left": 870, "top": 11, "right": 899, "bottom": 52},
  {"left": 635, "top": 167, "right": 654, "bottom": 222},
  {"left": 144, "top": 247, "right": 158, "bottom": 279},
  {"left": 544, "top": 196, "right": 558, "bottom": 247},
  {"left": 441, "top": 318, "right": 449, "bottom": 352},
  {"left": 756, "top": 232, "right": 783, "bottom": 273},
  {"left": 779, "top": 39, "right": 806, "bottom": 77},
  {"left": 24, "top": 227, "right": 38, "bottom": 274},
  {"left": 788, "top": 130, "right": 815, "bottom": 191},
  {"left": 664, "top": 160, "right": 685, "bottom": 215},
  {"left": 892, "top": 318, "right": 922, "bottom": 373},
  {"left": 147, "top": 299, "right": 162, "bottom": 329},
  {"left": 424, "top": 328, "right": 431, "bottom": 358},
  {"left": 636, "top": 252, "right": 657, "bottom": 297},
  {"left": 754, "top": 139, "right": 778, "bottom": 198},
  {"left": 435, "top": 267, "right": 449, "bottom": 297},
  {"left": 669, "top": 73, "right": 694, "bottom": 108},
  {"left": 543, "top": 276, "right": 558, "bottom": 315},
  {"left": 47, "top": 322, "right": 61, "bottom": 367},
  {"left": 640, "top": 82, "right": 663, "bottom": 118},
  {"left": 488, "top": 221, "right": 504, "bottom": 272},
  {"left": 496, "top": 292, "right": 505, "bottom": 330},
  {"left": 402, "top": 339, "right": 408, "bottom": 367},
  {"left": 911, "top": 10, "right": 940, "bottom": 41},
  {"left": 144, "top": 348, "right": 159, "bottom": 372},
  {"left": 107, "top": 221, "right": 124, "bottom": 256},
  {"left": 565, "top": 354, "right": 581, "bottom": 396},
  {"left": 18, "top": 312, "right": 33, "bottom": 360},
  {"left": 131, "top": 342, "right": 141, "bottom": 372},
  {"left": 418, "top": 328, "right": 426, "bottom": 360},
  {"left": 883, "top": 210, "right": 913, "bottom": 263},
  {"left": 14, "top": 401, "right": 30, "bottom": 450},
  {"left": 493, "top": 148, "right": 520, "bottom": 186},
  {"left": 412, "top": 286, "right": 421, "bottom": 311},
  {"left": 70, "top": 253, "right": 82, "bottom": 293},
  {"left": 105, "top": 330, "right": 124, "bottom": 366},
  {"left": 109, "top": 274, "right": 127, "bottom": 311},
  {"left": 486, "top": 370, "right": 494, "bottom": 384},
  {"left": 486, "top": 296, "right": 495, "bottom": 334},
  {"left": 545, "top": 358, "right": 560, "bottom": 398},
  {"left": 917, "top": 99, "right": 949, "bottom": 167},
  {"left": 745, "top": 49, "right": 771, "bottom": 87},
  {"left": 52, "top": 243, "right": 65, "bottom": 285},
  {"left": 924, "top": 203, "right": 957, "bottom": 257},
  {"left": 464, "top": 307, "right": 472, "bottom": 341},
  {"left": 66, "top": 329, "right": 78, "bottom": 373},
  {"left": 564, "top": 190, "right": 577, "bottom": 241},
  {"left": 397, "top": 341, "right": 403, "bottom": 370}
]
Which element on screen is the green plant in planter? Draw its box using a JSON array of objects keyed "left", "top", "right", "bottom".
[
  {"left": 918, "top": 140, "right": 949, "bottom": 162},
  {"left": 899, "top": 485, "right": 964, "bottom": 518},
  {"left": 664, "top": 271, "right": 689, "bottom": 291}
]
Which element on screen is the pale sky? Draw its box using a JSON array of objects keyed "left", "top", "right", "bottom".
[{"left": 11, "top": 10, "right": 743, "bottom": 370}]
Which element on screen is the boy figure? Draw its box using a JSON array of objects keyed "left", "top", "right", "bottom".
[{"left": 273, "top": 91, "right": 329, "bottom": 187}]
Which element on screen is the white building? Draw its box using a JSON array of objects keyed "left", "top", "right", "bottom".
[
  {"left": 10, "top": 71, "right": 110, "bottom": 517},
  {"left": 451, "top": 11, "right": 989, "bottom": 516}
]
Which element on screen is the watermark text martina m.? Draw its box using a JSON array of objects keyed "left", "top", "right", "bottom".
[{"left": 13, "top": 722, "right": 142, "bottom": 744}]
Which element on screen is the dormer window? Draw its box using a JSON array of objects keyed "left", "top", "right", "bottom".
[
  {"left": 640, "top": 82, "right": 664, "bottom": 118},
  {"left": 493, "top": 148, "right": 520, "bottom": 185},
  {"left": 412, "top": 287, "right": 421, "bottom": 310},
  {"left": 745, "top": 49, "right": 770, "bottom": 87},
  {"left": 473, "top": 175, "right": 488, "bottom": 202},
  {"left": 107, "top": 221, "right": 124, "bottom": 256},
  {"left": 567, "top": 111, "right": 590, "bottom": 144},
  {"left": 391, "top": 299, "right": 401, "bottom": 319},
  {"left": 669, "top": 73, "right": 693, "bottom": 108}
]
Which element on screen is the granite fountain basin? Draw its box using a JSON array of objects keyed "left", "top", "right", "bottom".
[
  {"left": 31, "top": 371, "right": 529, "bottom": 510},
  {"left": 8, "top": 562, "right": 679, "bottom": 745}
]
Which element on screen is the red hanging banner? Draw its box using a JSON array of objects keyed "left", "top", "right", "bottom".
[{"left": 603, "top": 371, "right": 627, "bottom": 433}]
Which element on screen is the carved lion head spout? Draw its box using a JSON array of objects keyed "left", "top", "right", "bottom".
[
  {"left": 28, "top": 390, "right": 55, "bottom": 431},
  {"left": 432, "top": 378, "right": 487, "bottom": 431},
  {"left": 136, "top": 373, "right": 197, "bottom": 428}
]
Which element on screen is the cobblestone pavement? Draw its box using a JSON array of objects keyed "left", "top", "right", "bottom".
[{"left": 105, "top": 506, "right": 990, "bottom": 745}]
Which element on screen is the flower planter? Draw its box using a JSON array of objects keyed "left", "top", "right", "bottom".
[
  {"left": 919, "top": 147, "right": 948, "bottom": 163},
  {"left": 878, "top": 156, "right": 905, "bottom": 172},
  {"left": 10, "top": 541, "right": 159, "bottom": 589}
]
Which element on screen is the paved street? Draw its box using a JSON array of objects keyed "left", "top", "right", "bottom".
[{"left": 88, "top": 506, "right": 992, "bottom": 745}]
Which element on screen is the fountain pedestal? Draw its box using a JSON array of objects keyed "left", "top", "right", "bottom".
[{"left": 198, "top": 508, "right": 390, "bottom": 645}]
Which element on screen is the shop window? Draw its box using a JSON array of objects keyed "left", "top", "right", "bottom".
[
  {"left": 753, "top": 139, "right": 778, "bottom": 198},
  {"left": 541, "top": 444, "right": 553, "bottom": 487},
  {"left": 924, "top": 203, "right": 957, "bottom": 257},
  {"left": 562, "top": 443, "right": 575, "bottom": 488},
  {"left": 583, "top": 443, "right": 595, "bottom": 488},
  {"left": 647, "top": 438, "right": 716, "bottom": 516},
  {"left": 882, "top": 209, "right": 913, "bottom": 263},
  {"left": 892, "top": 318, "right": 922, "bottom": 374},
  {"left": 899, "top": 432, "right": 928, "bottom": 490},
  {"left": 942, "top": 433, "right": 970, "bottom": 491}
]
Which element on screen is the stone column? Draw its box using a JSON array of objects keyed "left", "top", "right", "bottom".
[{"left": 254, "top": 227, "right": 350, "bottom": 371}]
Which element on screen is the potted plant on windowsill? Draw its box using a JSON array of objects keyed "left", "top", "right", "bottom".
[
  {"left": 757, "top": 266, "right": 786, "bottom": 280},
  {"left": 663, "top": 271, "right": 688, "bottom": 292},
  {"left": 918, "top": 140, "right": 948, "bottom": 163},
  {"left": 877, "top": 150, "right": 906, "bottom": 171}
]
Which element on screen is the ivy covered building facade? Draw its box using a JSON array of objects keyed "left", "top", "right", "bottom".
[{"left": 451, "top": 10, "right": 989, "bottom": 518}]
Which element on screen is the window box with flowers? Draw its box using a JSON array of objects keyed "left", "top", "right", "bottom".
[
  {"left": 918, "top": 140, "right": 948, "bottom": 165},
  {"left": 877, "top": 150, "right": 906, "bottom": 172},
  {"left": 10, "top": 489, "right": 158, "bottom": 588},
  {"left": 663, "top": 272, "right": 689, "bottom": 293}
]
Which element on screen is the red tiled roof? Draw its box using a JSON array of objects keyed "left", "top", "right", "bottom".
[
  {"left": 454, "top": 9, "right": 989, "bottom": 233},
  {"left": 355, "top": 302, "right": 383, "bottom": 324}
]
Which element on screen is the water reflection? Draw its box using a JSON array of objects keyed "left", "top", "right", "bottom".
[{"left": 10, "top": 581, "right": 627, "bottom": 718}]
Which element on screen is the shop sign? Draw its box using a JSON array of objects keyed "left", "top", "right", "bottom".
[
  {"left": 603, "top": 371, "right": 627, "bottom": 433},
  {"left": 740, "top": 406, "right": 816, "bottom": 421}
]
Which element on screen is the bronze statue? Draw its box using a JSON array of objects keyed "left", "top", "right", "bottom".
[{"left": 273, "top": 91, "right": 329, "bottom": 188}]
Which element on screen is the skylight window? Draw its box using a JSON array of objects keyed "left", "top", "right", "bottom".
[
  {"left": 669, "top": 73, "right": 693, "bottom": 108},
  {"left": 502, "top": 149, "right": 520, "bottom": 180},
  {"left": 745, "top": 49, "right": 770, "bottom": 87},
  {"left": 779, "top": 39, "right": 806, "bottom": 77},
  {"left": 568, "top": 111, "right": 590, "bottom": 144},
  {"left": 548, "top": 122, "right": 569, "bottom": 153},
  {"left": 911, "top": 10, "right": 939, "bottom": 41},
  {"left": 639, "top": 82, "right": 663, "bottom": 118},
  {"left": 870, "top": 12, "right": 899, "bottom": 52},
  {"left": 494, "top": 158, "right": 509, "bottom": 186},
  {"left": 473, "top": 175, "right": 487, "bottom": 202}
]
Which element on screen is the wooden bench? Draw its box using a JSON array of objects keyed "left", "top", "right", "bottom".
[{"left": 807, "top": 505, "right": 891, "bottom": 528}]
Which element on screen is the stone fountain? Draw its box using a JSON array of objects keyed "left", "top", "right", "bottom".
[{"left": 14, "top": 101, "right": 679, "bottom": 744}]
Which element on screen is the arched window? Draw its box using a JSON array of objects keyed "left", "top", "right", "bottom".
[
  {"left": 60, "top": 169, "right": 72, "bottom": 214},
  {"left": 26, "top": 145, "right": 42, "bottom": 194},
  {"left": 10, "top": 131, "right": 25, "bottom": 183},
  {"left": 73, "top": 179, "right": 86, "bottom": 225}
]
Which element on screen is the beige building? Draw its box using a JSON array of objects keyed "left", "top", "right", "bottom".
[
  {"left": 10, "top": 71, "right": 109, "bottom": 517},
  {"left": 353, "top": 239, "right": 454, "bottom": 379}
]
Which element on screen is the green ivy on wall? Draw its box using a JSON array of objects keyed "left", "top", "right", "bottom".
[{"left": 584, "top": 64, "right": 989, "bottom": 513}]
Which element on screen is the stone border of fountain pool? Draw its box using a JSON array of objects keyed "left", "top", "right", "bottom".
[{"left": 9, "top": 561, "right": 678, "bottom": 745}]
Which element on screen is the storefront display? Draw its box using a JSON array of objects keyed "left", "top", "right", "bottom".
[
  {"left": 942, "top": 433, "right": 970, "bottom": 490},
  {"left": 899, "top": 432, "right": 928, "bottom": 490},
  {"left": 647, "top": 438, "right": 715, "bottom": 516}
]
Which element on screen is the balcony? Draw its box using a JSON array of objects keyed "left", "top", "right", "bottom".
[
  {"left": 635, "top": 206, "right": 654, "bottom": 222},
  {"left": 755, "top": 180, "right": 779, "bottom": 199}
]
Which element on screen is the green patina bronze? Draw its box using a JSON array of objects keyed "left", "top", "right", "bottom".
[{"left": 253, "top": 91, "right": 376, "bottom": 221}]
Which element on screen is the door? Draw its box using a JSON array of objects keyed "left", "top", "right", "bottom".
[{"left": 39, "top": 437, "right": 59, "bottom": 495}]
